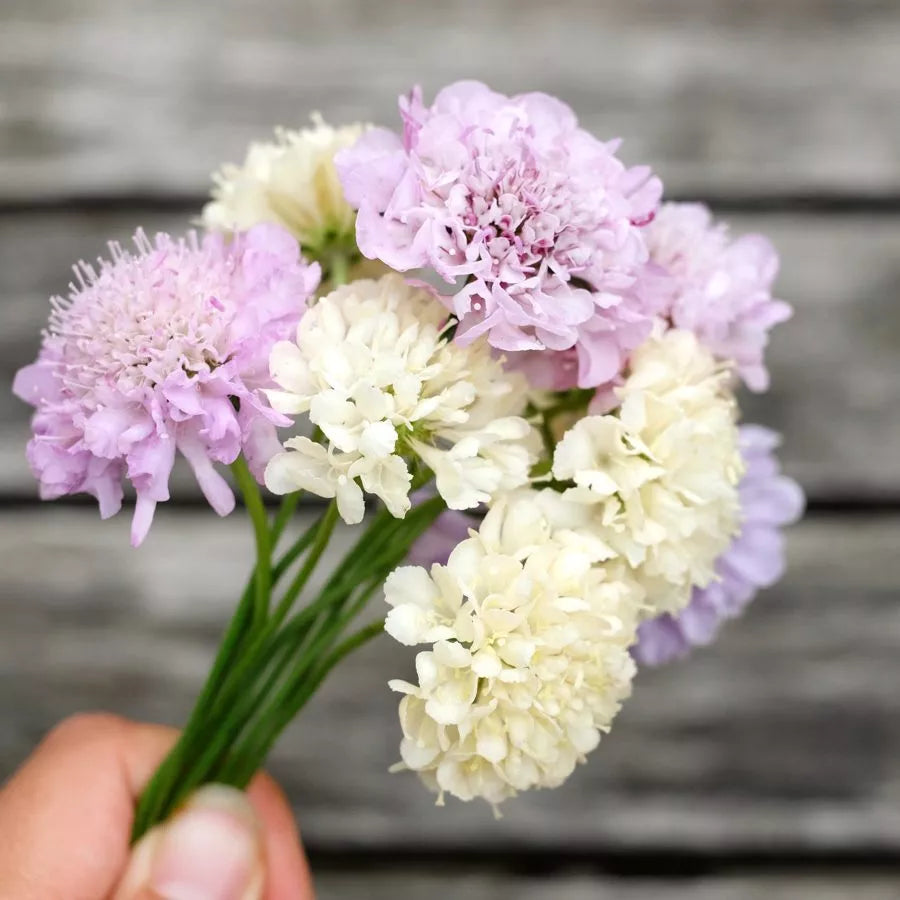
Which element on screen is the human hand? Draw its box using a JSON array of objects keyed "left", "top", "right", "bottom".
[{"left": 0, "top": 713, "right": 315, "bottom": 899}]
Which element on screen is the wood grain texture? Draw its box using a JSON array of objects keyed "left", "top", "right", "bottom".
[
  {"left": 3, "top": 209, "right": 899, "bottom": 499},
  {"left": 0, "top": 0, "right": 898, "bottom": 200},
  {"left": 1, "top": 1, "right": 897, "bottom": 890},
  {"left": 2, "top": 509, "right": 899, "bottom": 852},
  {"left": 311, "top": 872, "right": 900, "bottom": 900}
]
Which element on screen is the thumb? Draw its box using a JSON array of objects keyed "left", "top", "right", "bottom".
[{"left": 114, "top": 784, "right": 265, "bottom": 900}]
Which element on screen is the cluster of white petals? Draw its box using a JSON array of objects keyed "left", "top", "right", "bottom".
[
  {"left": 384, "top": 492, "right": 641, "bottom": 807},
  {"left": 202, "top": 116, "right": 370, "bottom": 268},
  {"left": 553, "top": 329, "right": 743, "bottom": 616},
  {"left": 264, "top": 276, "right": 539, "bottom": 523}
]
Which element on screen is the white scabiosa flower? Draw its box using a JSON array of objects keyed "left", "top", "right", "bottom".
[
  {"left": 263, "top": 275, "right": 540, "bottom": 523},
  {"left": 384, "top": 496, "right": 641, "bottom": 808},
  {"left": 202, "top": 116, "right": 377, "bottom": 280},
  {"left": 553, "top": 329, "right": 744, "bottom": 616}
]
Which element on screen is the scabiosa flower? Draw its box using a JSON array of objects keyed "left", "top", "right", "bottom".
[
  {"left": 633, "top": 425, "right": 804, "bottom": 665},
  {"left": 384, "top": 496, "right": 640, "bottom": 807},
  {"left": 263, "top": 275, "right": 540, "bottom": 524},
  {"left": 336, "top": 80, "right": 664, "bottom": 387},
  {"left": 552, "top": 329, "right": 744, "bottom": 616},
  {"left": 407, "top": 508, "right": 474, "bottom": 568},
  {"left": 407, "top": 485, "right": 617, "bottom": 570},
  {"left": 645, "top": 203, "right": 791, "bottom": 392},
  {"left": 12, "top": 224, "right": 320, "bottom": 546},
  {"left": 202, "top": 116, "right": 379, "bottom": 283}
]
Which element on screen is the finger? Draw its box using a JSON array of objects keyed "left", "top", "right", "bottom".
[
  {"left": 247, "top": 773, "right": 314, "bottom": 899},
  {"left": 114, "top": 784, "right": 265, "bottom": 900},
  {"left": 0, "top": 713, "right": 314, "bottom": 900},
  {"left": 116, "top": 778, "right": 314, "bottom": 900},
  {"left": 0, "top": 713, "right": 177, "bottom": 900}
]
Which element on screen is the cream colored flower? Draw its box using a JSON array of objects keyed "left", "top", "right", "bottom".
[
  {"left": 478, "top": 487, "right": 620, "bottom": 564},
  {"left": 264, "top": 276, "right": 540, "bottom": 522},
  {"left": 202, "top": 116, "right": 376, "bottom": 279},
  {"left": 264, "top": 436, "right": 410, "bottom": 525},
  {"left": 384, "top": 498, "right": 641, "bottom": 808},
  {"left": 553, "top": 329, "right": 743, "bottom": 616}
]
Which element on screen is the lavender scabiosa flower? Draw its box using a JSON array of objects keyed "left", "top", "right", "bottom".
[
  {"left": 336, "top": 80, "right": 664, "bottom": 388},
  {"left": 407, "top": 508, "right": 474, "bottom": 568},
  {"left": 633, "top": 425, "right": 805, "bottom": 665},
  {"left": 13, "top": 224, "right": 320, "bottom": 546},
  {"left": 645, "top": 203, "right": 791, "bottom": 392}
]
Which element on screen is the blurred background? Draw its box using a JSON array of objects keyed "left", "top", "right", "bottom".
[{"left": 2, "top": 1, "right": 899, "bottom": 897}]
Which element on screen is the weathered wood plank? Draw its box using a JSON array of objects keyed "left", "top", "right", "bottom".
[
  {"left": 312, "top": 872, "right": 900, "bottom": 900},
  {"left": 3, "top": 210, "right": 899, "bottom": 497},
  {"left": 0, "top": 0, "right": 898, "bottom": 199},
  {"left": 2, "top": 510, "right": 899, "bottom": 851}
]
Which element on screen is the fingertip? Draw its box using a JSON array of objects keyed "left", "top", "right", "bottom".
[{"left": 114, "top": 785, "right": 265, "bottom": 900}]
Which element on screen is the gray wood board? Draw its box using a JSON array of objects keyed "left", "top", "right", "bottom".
[
  {"left": 2, "top": 509, "right": 899, "bottom": 852},
  {"left": 2, "top": 209, "right": 899, "bottom": 498},
  {"left": 1, "top": 1, "right": 898, "bottom": 199},
  {"left": 313, "top": 871, "right": 900, "bottom": 900}
]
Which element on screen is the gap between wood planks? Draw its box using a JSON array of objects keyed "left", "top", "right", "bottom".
[
  {"left": 1, "top": 495, "right": 899, "bottom": 515},
  {"left": 302, "top": 846, "right": 900, "bottom": 879},
  {"left": 5, "top": 193, "right": 897, "bottom": 512},
  {"left": 3, "top": 193, "right": 900, "bottom": 217}
]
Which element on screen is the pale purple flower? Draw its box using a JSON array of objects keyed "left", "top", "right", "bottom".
[
  {"left": 633, "top": 425, "right": 805, "bottom": 665},
  {"left": 507, "top": 262, "right": 673, "bottom": 395},
  {"left": 337, "top": 80, "right": 664, "bottom": 388},
  {"left": 645, "top": 203, "right": 791, "bottom": 392},
  {"left": 407, "top": 508, "right": 474, "bottom": 568},
  {"left": 13, "top": 224, "right": 320, "bottom": 546}
]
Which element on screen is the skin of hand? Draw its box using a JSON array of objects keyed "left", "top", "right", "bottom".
[{"left": 0, "top": 713, "right": 315, "bottom": 900}]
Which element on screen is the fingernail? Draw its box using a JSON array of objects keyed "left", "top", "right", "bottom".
[{"left": 119, "top": 785, "right": 264, "bottom": 900}]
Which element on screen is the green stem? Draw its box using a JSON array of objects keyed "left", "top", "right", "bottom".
[
  {"left": 329, "top": 619, "right": 385, "bottom": 665},
  {"left": 231, "top": 456, "right": 272, "bottom": 627},
  {"left": 271, "top": 501, "right": 340, "bottom": 630},
  {"left": 133, "top": 507, "right": 335, "bottom": 836},
  {"left": 134, "top": 456, "right": 276, "bottom": 838},
  {"left": 133, "top": 488, "right": 445, "bottom": 838},
  {"left": 225, "top": 618, "right": 386, "bottom": 786},
  {"left": 161, "top": 631, "right": 302, "bottom": 812},
  {"left": 329, "top": 253, "right": 349, "bottom": 287},
  {"left": 225, "top": 498, "right": 446, "bottom": 777},
  {"left": 270, "top": 493, "right": 300, "bottom": 547},
  {"left": 182, "top": 502, "right": 339, "bottom": 736},
  {"left": 131, "top": 582, "right": 256, "bottom": 838},
  {"left": 176, "top": 546, "right": 368, "bottom": 803},
  {"left": 272, "top": 518, "right": 322, "bottom": 582}
]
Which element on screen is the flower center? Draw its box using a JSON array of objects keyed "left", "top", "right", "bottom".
[{"left": 47, "top": 239, "right": 234, "bottom": 401}]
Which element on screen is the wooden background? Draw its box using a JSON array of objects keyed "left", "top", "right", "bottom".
[{"left": 2, "top": 1, "right": 899, "bottom": 896}]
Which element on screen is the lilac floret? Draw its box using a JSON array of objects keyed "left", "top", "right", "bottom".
[
  {"left": 13, "top": 224, "right": 319, "bottom": 545},
  {"left": 633, "top": 425, "right": 805, "bottom": 665}
]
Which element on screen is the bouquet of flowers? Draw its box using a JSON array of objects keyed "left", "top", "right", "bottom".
[{"left": 13, "top": 81, "right": 804, "bottom": 836}]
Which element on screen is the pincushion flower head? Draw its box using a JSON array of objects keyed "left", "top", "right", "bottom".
[
  {"left": 634, "top": 425, "right": 805, "bottom": 665},
  {"left": 552, "top": 328, "right": 744, "bottom": 616},
  {"left": 13, "top": 224, "right": 320, "bottom": 546},
  {"left": 11, "top": 78, "right": 802, "bottom": 843},
  {"left": 336, "top": 80, "right": 665, "bottom": 388},
  {"left": 263, "top": 274, "right": 541, "bottom": 523},
  {"left": 202, "top": 116, "right": 377, "bottom": 283},
  {"left": 645, "top": 202, "right": 791, "bottom": 391},
  {"left": 384, "top": 493, "right": 641, "bottom": 807}
]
